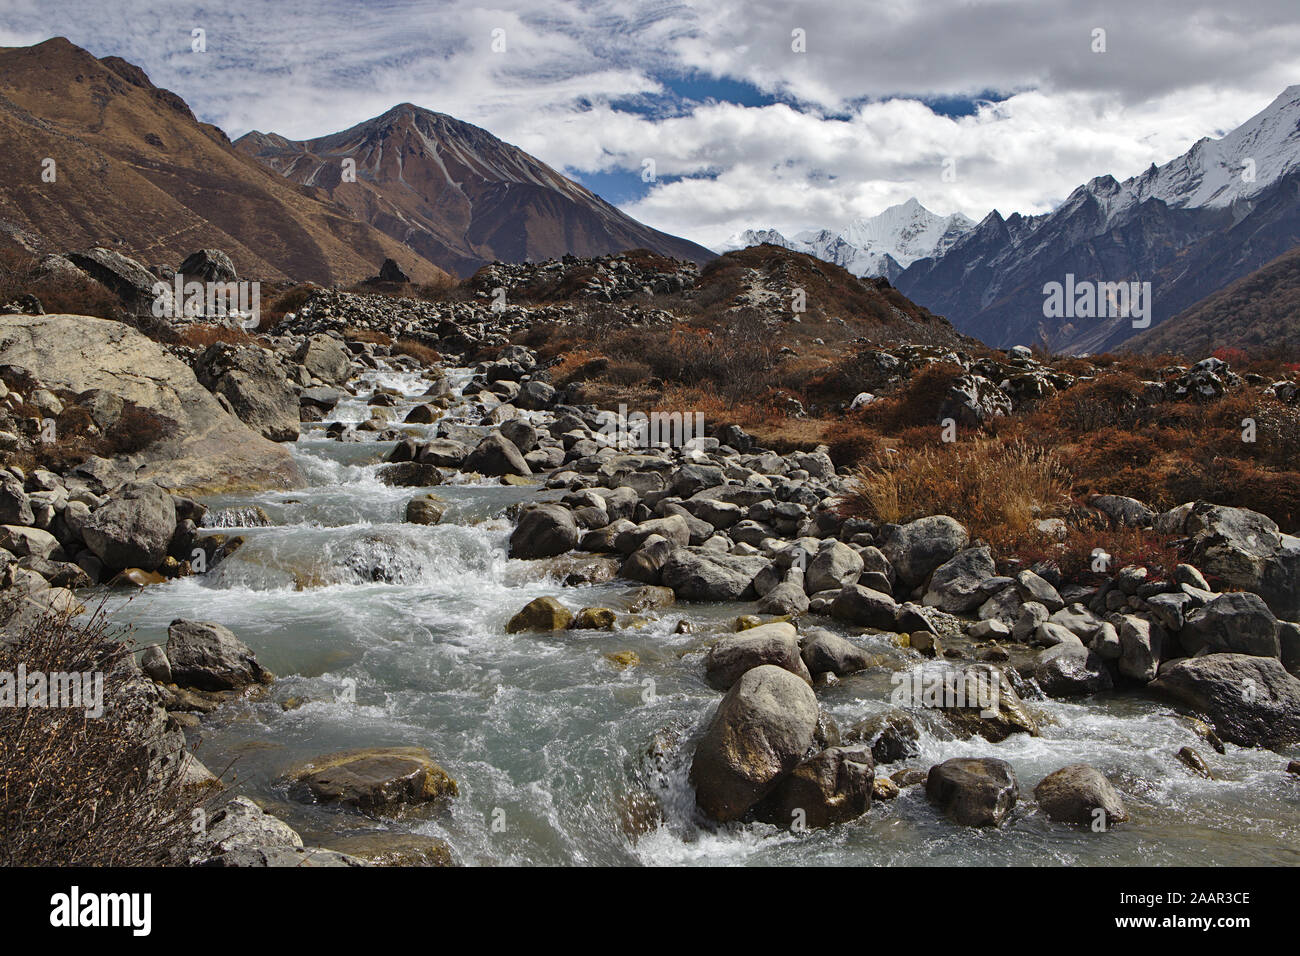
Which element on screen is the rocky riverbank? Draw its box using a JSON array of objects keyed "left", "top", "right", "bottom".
[{"left": 2, "top": 253, "right": 1299, "bottom": 863}]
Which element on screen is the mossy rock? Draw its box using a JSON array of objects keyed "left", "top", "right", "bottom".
[
  {"left": 573, "top": 607, "right": 617, "bottom": 630},
  {"left": 605, "top": 650, "right": 640, "bottom": 669},
  {"left": 506, "top": 596, "right": 574, "bottom": 633},
  {"left": 323, "top": 833, "right": 455, "bottom": 867},
  {"left": 287, "top": 747, "right": 458, "bottom": 815}
]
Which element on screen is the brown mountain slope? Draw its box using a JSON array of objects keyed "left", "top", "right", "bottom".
[
  {"left": 0, "top": 38, "right": 450, "bottom": 285},
  {"left": 235, "top": 104, "right": 717, "bottom": 277},
  {"left": 1129, "top": 243, "right": 1300, "bottom": 355},
  {"left": 697, "top": 243, "right": 977, "bottom": 348}
]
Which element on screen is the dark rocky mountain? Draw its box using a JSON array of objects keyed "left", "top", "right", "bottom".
[
  {"left": 1130, "top": 242, "right": 1300, "bottom": 355},
  {"left": 236, "top": 104, "right": 717, "bottom": 277},
  {"left": 897, "top": 86, "right": 1300, "bottom": 354}
]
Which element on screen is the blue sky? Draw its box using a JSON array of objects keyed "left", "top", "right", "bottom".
[{"left": 2, "top": 0, "right": 1298, "bottom": 247}]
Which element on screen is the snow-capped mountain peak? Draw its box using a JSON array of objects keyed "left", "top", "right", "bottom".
[{"left": 723, "top": 199, "right": 975, "bottom": 279}]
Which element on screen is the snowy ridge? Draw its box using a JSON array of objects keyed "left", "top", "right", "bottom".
[{"left": 724, "top": 198, "right": 975, "bottom": 278}]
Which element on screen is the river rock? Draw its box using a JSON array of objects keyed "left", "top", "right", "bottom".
[
  {"left": 465, "top": 432, "right": 531, "bottom": 477},
  {"left": 1184, "top": 503, "right": 1300, "bottom": 621},
  {"left": 805, "top": 541, "right": 865, "bottom": 594},
  {"left": 1152, "top": 653, "right": 1300, "bottom": 748},
  {"left": 1179, "top": 591, "right": 1280, "bottom": 658},
  {"left": 405, "top": 493, "right": 446, "bottom": 525},
  {"left": 0, "top": 472, "right": 33, "bottom": 526},
  {"left": 690, "top": 665, "right": 820, "bottom": 822},
  {"left": 755, "top": 745, "right": 875, "bottom": 829},
  {"left": 1034, "top": 764, "right": 1128, "bottom": 827},
  {"left": 296, "top": 334, "right": 352, "bottom": 385},
  {"left": 927, "top": 757, "right": 1019, "bottom": 827},
  {"left": 509, "top": 504, "right": 580, "bottom": 559},
  {"left": 288, "top": 746, "right": 458, "bottom": 813},
  {"left": 505, "top": 596, "right": 574, "bottom": 633},
  {"left": 166, "top": 619, "right": 271, "bottom": 690},
  {"left": 756, "top": 580, "right": 810, "bottom": 616},
  {"left": 194, "top": 342, "right": 299, "bottom": 443},
  {"left": 81, "top": 481, "right": 176, "bottom": 571},
  {"left": 1014, "top": 569, "right": 1064, "bottom": 612},
  {"left": 830, "top": 584, "right": 899, "bottom": 630},
  {"left": 660, "top": 549, "right": 769, "bottom": 601},
  {"left": 1114, "top": 615, "right": 1160, "bottom": 683},
  {"left": 704, "top": 622, "right": 810, "bottom": 689},
  {"left": 1034, "top": 641, "right": 1114, "bottom": 697},
  {"left": 923, "top": 546, "right": 997, "bottom": 613},
  {"left": 880, "top": 515, "right": 969, "bottom": 589},
  {"left": 800, "top": 629, "right": 874, "bottom": 677}
]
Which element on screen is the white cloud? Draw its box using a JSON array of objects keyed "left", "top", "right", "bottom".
[{"left": 2, "top": 0, "right": 1298, "bottom": 249}]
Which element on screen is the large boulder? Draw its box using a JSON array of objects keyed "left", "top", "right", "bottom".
[
  {"left": 1033, "top": 764, "right": 1128, "bottom": 827},
  {"left": 880, "top": 515, "right": 969, "bottom": 589},
  {"left": 755, "top": 745, "right": 875, "bottom": 829},
  {"left": 177, "top": 249, "right": 238, "bottom": 284},
  {"left": 0, "top": 472, "right": 33, "bottom": 526},
  {"left": 166, "top": 619, "right": 271, "bottom": 690},
  {"left": 464, "top": 432, "right": 531, "bottom": 478},
  {"left": 1179, "top": 592, "right": 1280, "bottom": 658},
  {"left": 801, "top": 628, "right": 875, "bottom": 677},
  {"left": 194, "top": 342, "right": 299, "bottom": 442},
  {"left": 509, "top": 504, "right": 579, "bottom": 559},
  {"left": 805, "top": 542, "right": 865, "bottom": 594},
  {"left": 0, "top": 315, "right": 301, "bottom": 492},
  {"left": 1152, "top": 654, "right": 1300, "bottom": 748},
  {"left": 64, "top": 248, "right": 156, "bottom": 310},
  {"left": 287, "top": 747, "right": 458, "bottom": 814},
  {"left": 704, "top": 622, "right": 810, "bottom": 689},
  {"left": 690, "top": 665, "right": 819, "bottom": 822},
  {"left": 923, "top": 546, "right": 997, "bottom": 613},
  {"left": 661, "top": 549, "right": 769, "bottom": 601},
  {"left": 81, "top": 481, "right": 176, "bottom": 571},
  {"left": 926, "top": 757, "right": 1019, "bottom": 827},
  {"left": 1183, "top": 503, "right": 1300, "bottom": 621},
  {"left": 830, "top": 584, "right": 899, "bottom": 631},
  {"left": 296, "top": 334, "right": 351, "bottom": 385},
  {"left": 1034, "top": 641, "right": 1114, "bottom": 697}
]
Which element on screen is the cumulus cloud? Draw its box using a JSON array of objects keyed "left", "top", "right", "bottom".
[{"left": 1, "top": 0, "right": 1297, "bottom": 248}]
